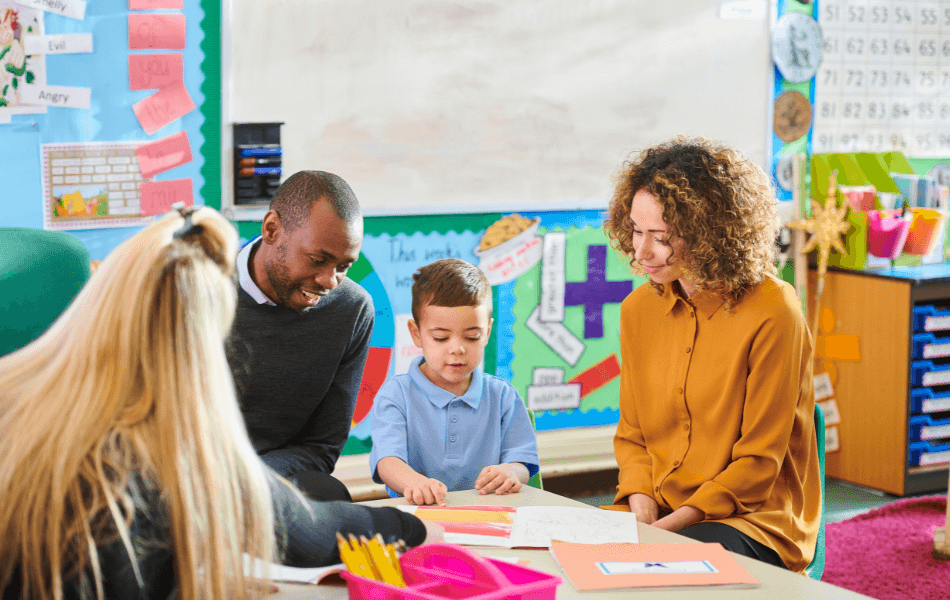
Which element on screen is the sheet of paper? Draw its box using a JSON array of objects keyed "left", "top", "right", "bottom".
[
  {"left": 129, "top": 53, "right": 184, "bottom": 90},
  {"left": 526, "top": 383, "right": 581, "bottom": 411},
  {"left": 540, "top": 231, "right": 566, "bottom": 322},
  {"left": 510, "top": 506, "right": 639, "bottom": 547},
  {"left": 22, "top": 33, "right": 92, "bottom": 54},
  {"left": 139, "top": 178, "right": 193, "bottom": 216},
  {"left": 532, "top": 367, "right": 564, "bottom": 385},
  {"left": 525, "top": 307, "right": 585, "bottom": 366},
  {"left": 128, "top": 13, "right": 186, "bottom": 50},
  {"left": 135, "top": 131, "right": 192, "bottom": 179},
  {"left": 19, "top": 84, "right": 90, "bottom": 109},
  {"left": 15, "top": 0, "right": 85, "bottom": 20},
  {"left": 243, "top": 555, "right": 344, "bottom": 584},
  {"left": 132, "top": 83, "right": 196, "bottom": 135},
  {"left": 130, "top": 0, "right": 183, "bottom": 8}
]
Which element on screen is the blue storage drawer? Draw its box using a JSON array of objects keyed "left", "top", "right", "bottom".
[
  {"left": 910, "top": 360, "right": 950, "bottom": 387},
  {"left": 914, "top": 305, "right": 950, "bottom": 332},
  {"left": 912, "top": 333, "right": 950, "bottom": 359},
  {"left": 911, "top": 388, "right": 950, "bottom": 414},
  {"left": 909, "top": 414, "right": 950, "bottom": 441},
  {"left": 908, "top": 440, "right": 950, "bottom": 467}
]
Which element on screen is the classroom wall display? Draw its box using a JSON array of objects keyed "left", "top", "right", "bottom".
[
  {"left": 227, "top": 0, "right": 773, "bottom": 215},
  {"left": 238, "top": 210, "right": 644, "bottom": 455},
  {"left": 3, "top": 0, "right": 220, "bottom": 258},
  {"left": 813, "top": 0, "right": 950, "bottom": 156}
]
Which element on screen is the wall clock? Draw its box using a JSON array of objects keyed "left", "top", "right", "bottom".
[{"left": 771, "top": 11, "right": 823, "bottom": 83}]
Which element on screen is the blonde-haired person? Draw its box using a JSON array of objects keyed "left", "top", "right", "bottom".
[
  {"left": 0, "top": 207, "right": 441, "bottom": 600},
  {"left": 604, "top": 137, "right": 820, "bottom": 573}
]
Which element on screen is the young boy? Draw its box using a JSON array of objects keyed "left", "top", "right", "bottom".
[{"left": 370, "top": 258, "right": 540, "bottom": 506}]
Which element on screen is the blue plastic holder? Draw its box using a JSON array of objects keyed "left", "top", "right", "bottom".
[
  {"left": 910, "top": 360, "right": 950, "bottom": 387},
  {"left": 912, "top": 332, "right": 950, "bottom": 359},
  {"left": 909, "top": 414, "right": 950, "bottom": 442},
  {"left": 908, "top": 440, "right": 950, "bottom": 467},
  {"left": 911, "top": 388, "right": 950, "bottom": 414},
  {"left": 913, "top": 305, "right": 950, "bottom": 332}
]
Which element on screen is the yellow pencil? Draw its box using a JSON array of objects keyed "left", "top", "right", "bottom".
[
  {"left": 336, "top": 532, "right": 378, "bottom": 581},
  {"left": 366, "top": 534, "right": 406, "bottom": 587}
]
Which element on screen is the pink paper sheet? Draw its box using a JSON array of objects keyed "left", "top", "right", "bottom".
[
  {"left": 128, "top": 13, "right": 186, "bottom": 50},
  {"left": 130, "top": 0, "right": 184, "bottom": 8},
  {"left": 139, "top": 178, "right": 193, "bottom": 216},
  {"left": 132, "top": 83, "right": 196, "bottom": 135},
  {"left": 129, "top": 54, "right": 183, "bottom": 90},
  {"left": 135, "top": 131, "right": 192, "bottom": 179}
]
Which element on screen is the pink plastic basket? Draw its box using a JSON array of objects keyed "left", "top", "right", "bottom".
[
  {"left": 341, "top": 543, "right": 561, "bottom": 600},
  {"left": 868, "top": 209, "right": 912, "bottom": 259}
]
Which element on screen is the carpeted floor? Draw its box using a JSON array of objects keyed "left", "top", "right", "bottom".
[{"left": 823, "top": 495, "right": 950, "bottom": 600}]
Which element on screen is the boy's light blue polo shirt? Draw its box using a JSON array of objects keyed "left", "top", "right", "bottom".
[{"left": 370, "top": 356, "right": 540, "bottom": 496}]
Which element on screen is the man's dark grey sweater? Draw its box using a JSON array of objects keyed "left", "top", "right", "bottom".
[{"left": 227, "top": 276, "right": 374, "bottom": 476}]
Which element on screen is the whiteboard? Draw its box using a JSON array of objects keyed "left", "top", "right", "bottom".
[{"left": 226, "top": 0, "right": 772, "bottom": 215}]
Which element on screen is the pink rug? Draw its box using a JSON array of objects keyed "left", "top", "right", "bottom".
[{"left": 823, "top": 495, "right": 950, "bottom": 599}]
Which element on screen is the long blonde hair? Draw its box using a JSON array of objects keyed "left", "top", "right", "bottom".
[{"left": 0, "top": 208, "right": 276, "bottom": 599}]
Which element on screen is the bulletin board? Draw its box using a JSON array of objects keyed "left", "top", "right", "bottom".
[
  {"left": 2, "top": 0, "right": 220, "bottom": 260},
  {"left": 227, "top": 0, "right": 774, "bottom": 214}
]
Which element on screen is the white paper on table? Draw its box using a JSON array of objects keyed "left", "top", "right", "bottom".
[{"left": 243, "top": 554, "right": 345, "bottom": 584}]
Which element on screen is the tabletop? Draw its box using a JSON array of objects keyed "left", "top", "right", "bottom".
[{"left": 270, "top": 486, "right": 871, "bottom": 599}]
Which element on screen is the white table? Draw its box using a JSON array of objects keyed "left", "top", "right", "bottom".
[{"left": 271, "top": 487, "right": 871, "bottom": 599}]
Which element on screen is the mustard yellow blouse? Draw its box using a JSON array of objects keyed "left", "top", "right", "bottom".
[{"left": 613, "top": 276, "right": 820, "bottom": 573}]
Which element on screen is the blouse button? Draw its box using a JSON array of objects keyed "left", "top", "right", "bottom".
[
  {"left": 673, "top": 460, "right": 680, "bottom": 466},
  {"left": 655, "top": 486, "right": 659, "bottom": 493},
  {"left": 684, "top": 423, "right": 690, "bottom": 431},
  {"left": 678, "top": 387, "right": 683, "bottom": 394},
  {"left": 685, "top": 347, "right": 691, "bottom": 353}
]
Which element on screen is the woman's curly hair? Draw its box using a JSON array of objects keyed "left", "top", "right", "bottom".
[{"left": 604, "top": 136, "right": 779, "bottom": 309}]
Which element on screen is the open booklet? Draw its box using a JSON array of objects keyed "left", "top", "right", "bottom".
[
  {"left": 397, "top": 505, "right": 639, "bottom": 548},
  {"left": 549, "top": 540, "right": 760, "bottom": 591},
  {"left": 243, "top": 555, "right": 345, "bottom": 585}
]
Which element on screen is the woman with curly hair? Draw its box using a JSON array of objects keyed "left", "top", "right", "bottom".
[
  {"left": 604, "top": 137, "right": 820, "bottom": 573},
  {"left": 0, "top": 207, "right": 441, "bottom": 600}
]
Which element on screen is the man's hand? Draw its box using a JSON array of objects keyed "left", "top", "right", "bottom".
[
  {"left": 627, "top": 493, "right": 659, "bottom": 524},
  {"left": 474, "top": 463, "right": 528, "bottom": 495},
  {"left": 403, "top": 478, "right": 448, "bottom": 506}
]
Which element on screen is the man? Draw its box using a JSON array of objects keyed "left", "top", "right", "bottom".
[{"left": 228, "top": 170, "right": 372, "bottom": 502}]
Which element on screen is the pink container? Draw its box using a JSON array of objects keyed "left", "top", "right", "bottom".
[
  {"left": 868, "top": 210, "right": 912, "bottom": 259},
  {"left": 342, "top": 543, "right": 561, "bottom": 600},
  {"left": 840, "top": 185, "right": 876, "bottom": 211},
  {"left": 903, "top": 208, "right": 945, "bottom": 255}
]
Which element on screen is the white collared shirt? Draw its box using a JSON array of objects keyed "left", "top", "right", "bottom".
[{"left": 237, "top": 237, "right": 276, "bottom": 305}]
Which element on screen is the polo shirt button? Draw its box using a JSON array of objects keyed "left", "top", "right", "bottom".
[
  {"left": 451, "top": 416, "right": 458, "bottom": 423},
  {"left": 450, "top": 436, "right": 457, "bottom": 442},
  {"left": 686, "top": 347, "right": 691, "bottom": 353}
]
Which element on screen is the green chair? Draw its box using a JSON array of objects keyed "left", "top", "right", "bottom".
[
  {"left": 0, "top": 228, "right": 90, "bottom": 357},
  {"left": 527, "top": 409, "right": 543, "bottom": 490},
  {"left": 805, "top": 403, "right": 826, "bottom": 580}
]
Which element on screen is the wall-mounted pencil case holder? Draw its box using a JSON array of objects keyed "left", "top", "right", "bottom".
[
  {"left": 903, "top": 208, "right": 946, "bottom": 255},
  {"left": 341, "top": 542, "right": 561, "bottom": 600},
  {"left": 867, "top": 210, "right": 912, "bottom": 259}
]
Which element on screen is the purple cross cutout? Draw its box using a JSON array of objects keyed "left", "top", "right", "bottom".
[{"left": 564, "top": 245, "right": 633, "bottom": 339}]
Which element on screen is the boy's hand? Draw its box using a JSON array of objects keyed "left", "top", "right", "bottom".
[
  {"left": 474, "top": 463, "right": 526, "bottom": 495},
  {"left": 403, "top": 478, "right": 448, "bottom": 506}
]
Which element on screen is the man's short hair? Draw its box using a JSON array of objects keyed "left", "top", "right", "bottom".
[
  {"left": 411, "top": 259, "right": 492, "bottom": 324},
  {"left": 269, "top": 171, "right": 361, "bottom": 231}
]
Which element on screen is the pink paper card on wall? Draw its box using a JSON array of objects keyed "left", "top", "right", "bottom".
[
  {"left": 130, "top": 0, "right": 183, "bottom": 8},
  {"left": 129, "top": 54, "right": 183, "bottom": 90},
  {"left": 136, "top": 131, "right": 192, "bottom": 179},
  {"left": 133, "top": 83, "right": 196, "bottom": 135},
  {"left": 140, "top": 178, "right": 193, "bottom": 216},
  {"left": 128, "top": 14, "right": 186, "bottom": 50}
]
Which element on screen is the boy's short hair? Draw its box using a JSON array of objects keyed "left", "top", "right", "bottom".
[{"left": 411, "top": 259, "right": 492, "bottom": 324}]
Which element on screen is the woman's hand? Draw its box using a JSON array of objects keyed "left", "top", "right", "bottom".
[
  {"left": 421, "top": 519, "right": 445, "bottom": 544},
  {"left": 652, "top": 505, "right": 705, "bottom": 533},
  {"left": 627, "top": 493, "right": 659, "bottom": 524}
]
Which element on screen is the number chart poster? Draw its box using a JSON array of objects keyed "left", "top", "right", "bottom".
[
  {"left": 337, "top": 210, "right": 647, "bottom": 454},
  {"left": 815, "top": 0, "right": 950, "bottom": 156}
]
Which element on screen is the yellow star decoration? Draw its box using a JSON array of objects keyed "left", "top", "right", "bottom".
[{"left": 787, "top": 170, "right": 851, "bottom": 335}]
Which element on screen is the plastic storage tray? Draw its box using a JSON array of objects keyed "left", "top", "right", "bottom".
[
  {"left": 341, "top": 543, "right": 561, "bottom": 600},
  {"left": 910, "top": 388, "right": 950, "bottom": 414},
  {"left": 912, "top": 332, "right": 950, "bottom": 359},
  {"left": 909, "top": 414, "right": 950, "bottom": 442},
  {"left": 908, "top": 440, "right": 950, "bottom": 467},
  {"left": 913, "top": 305, "right": 950, "bottom": 332},
  {"left": 910, "top": 360, "right": 950, "bottom": 387}
]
